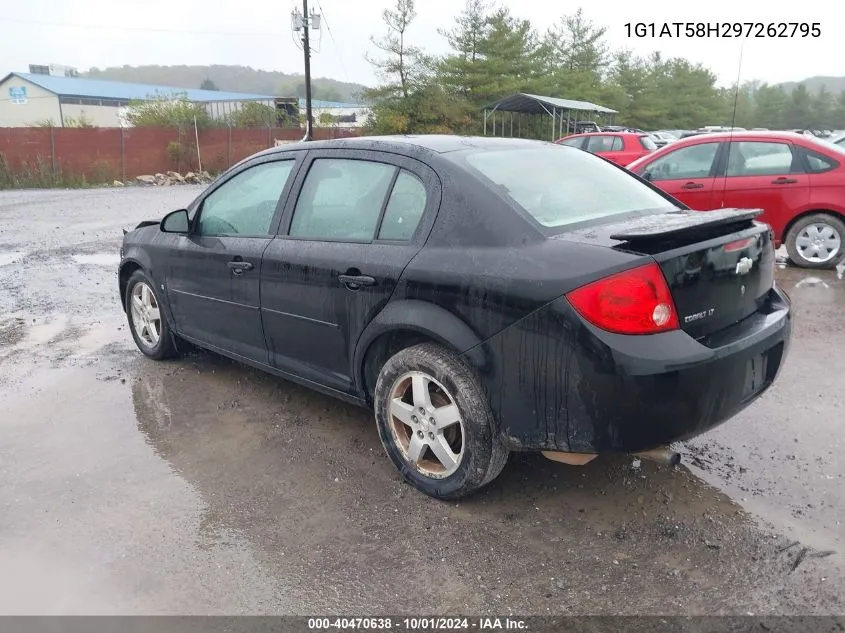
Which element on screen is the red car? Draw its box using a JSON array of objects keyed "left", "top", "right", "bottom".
[
  {"left": 556, "top": 132, "right": 657, "bottom": 166},
  {"left": 627, "top": 131, "right": 845, "bottom": 269}
]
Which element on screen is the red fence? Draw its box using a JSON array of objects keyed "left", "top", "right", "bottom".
[{"left": 0, "top": 126, "right": 359, "bottom": 184}]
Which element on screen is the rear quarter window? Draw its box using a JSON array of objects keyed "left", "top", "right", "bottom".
[
  {"left": 558, "top": 137, "right": 584, "bottom": 148},
  {"left": 802, "top": 149, "right": 839, "bottom": 173},
  {"left": 639, "top": 136, "right": 658, "bottom": 151},
  {"left": 457, "top": 145, "right": 678, "bottom": 231}
]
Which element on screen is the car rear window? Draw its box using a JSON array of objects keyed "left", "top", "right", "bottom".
[
  {"left": 456, "top": 145, "right": 678, "bottom": 230},
  {"left": 639, "top": 135, "right": 658, "bottom": 150}
]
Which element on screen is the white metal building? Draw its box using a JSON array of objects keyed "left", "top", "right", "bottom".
[{"left": 0, "top": 71, "right": 370, "bottom": 128}]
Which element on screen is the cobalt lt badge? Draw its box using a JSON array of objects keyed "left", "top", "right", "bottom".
[
  {"left": 740, "top": 284, "right": 746, "bottom": 296},
  {"left": 735, "top": 256, "right": 753, "bottom": 275}
]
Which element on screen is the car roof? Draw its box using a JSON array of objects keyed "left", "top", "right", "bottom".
[
  {"left": 668, "top": 130, "right": 806, "bottom": 142},
  {"left": 257, "top": 134, "right": 551, "bottom": 158},
  {"left": 562, "top": 131, "right": 648, "bottom": 138}
]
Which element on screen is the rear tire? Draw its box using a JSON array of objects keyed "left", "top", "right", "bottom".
[
  {"left": 125, "top": 270, "right": 177, "bottom": 360},
  {"left": 785, "top": 213, "right": 845, "bottom": 269},
  {"left": 374, "top": 343, "right": 509, "bottom": 500}
]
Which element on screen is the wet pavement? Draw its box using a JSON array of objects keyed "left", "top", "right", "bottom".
[{"left": 1, "top": 187, "right": 844, "bottom": 615}]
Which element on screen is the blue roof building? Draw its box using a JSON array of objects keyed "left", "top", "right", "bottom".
[{"left": 0, "top": 71, "right": 367, "bottom": 128}]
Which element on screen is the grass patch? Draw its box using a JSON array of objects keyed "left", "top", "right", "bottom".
[{"left": 0, "top": 154, "right": 104, "bottom": 190}]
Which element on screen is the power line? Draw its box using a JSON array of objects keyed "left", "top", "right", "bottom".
[{"left": 313, "top": 0, "right": 350, "bottom": 83}]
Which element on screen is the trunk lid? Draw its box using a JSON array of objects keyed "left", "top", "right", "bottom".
[{"left": 554, "top": 208, "right": 776, "bottom": 339}]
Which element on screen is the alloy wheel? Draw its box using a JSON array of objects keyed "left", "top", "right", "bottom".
[
  {"left": 130, "top": 282, "right": 162, "bottom": 349},
  {"left": 387, "top": 371, "right": 466, "bottom": 479}
]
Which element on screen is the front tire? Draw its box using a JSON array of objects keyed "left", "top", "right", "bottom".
[
  {"left": 374, "top": 343, "right": 509, "bottom": 500},
  {"left": 785, "top": 213, "right": 845, "bottom": 269},
  {"left": 125, "top": 270, "right": 177, "bottom": 360}
]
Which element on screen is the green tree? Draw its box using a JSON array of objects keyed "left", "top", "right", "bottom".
[
  {"left": 753, "top": 84, "right": 788, "bottom": 129},
  {"left": 365, "top": 0, "right": 426, "bottom": 101},
  {"left": 200, "top": 78, "right": 219, "bottom": 91},
  {"left": 64, "top": 113, "right": 95, "bottom": 128},
  {"left": 229, "top": 102, "right": 277, "bottom": 127},
  {"left": 362, "top": 0, "right": 775, "bottom": 137},
  {"left": 810, "top": 85, "right": 833, "bottom": 128},
  {"left": 363, "top": 0, "right": 451, "bottom": 134},
  {"left": 659, "top": 59, "right": 722, "bottom": 129},
  {"left": 315, "top": 86, "right": 345, "bottom": 103},
  {"left": 604, "top": 51, "right": 662, "bottom": 127},
  {"left": 720, "top": 80, "right": 757, "bottom": 129},
  {"left": 784, "top": 83, "right": 813, "bottom": 128},
  {"left": 542, "top": 9, "right": 609, "bottom": 103},
  {"left": 832, "top": 91, "right": 845, "bottom": 128},
  {"left": 437, "top": 0, "right": 492, "bottom": 103},
  {"left": 125, "top": 94, "right": 213, "bottom": 128},
  {"left": 470, "top": 8, "right": 544, "bottom": 104}
]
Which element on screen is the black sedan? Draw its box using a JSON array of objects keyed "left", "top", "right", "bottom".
[{"left": 118, "top": 135, "right": 792, "bottom": 500}]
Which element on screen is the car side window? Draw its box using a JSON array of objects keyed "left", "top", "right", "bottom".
[
  {"left": 558, "top": 137, "right": 583, "bottom": 148},
  {"left": 803, "top": 149, "right": 838, "bottom": 173},
  {"left": 726, "top": 141, "right": 798, "bottom": 177},
  {"left": 289, "top": 158, "right": 397, "bottom": 241},
  {"left": 196, "top": 160, "right": 294, "bottom": 236},
  {"left": 644, "top": 142, "right": 719, "bottom": 181},
  {"left": 586, "top": 135, "right": 621, "bottom": 152},
  {"left": 377, "top": 170, "right": 427, "bottom": 241}
]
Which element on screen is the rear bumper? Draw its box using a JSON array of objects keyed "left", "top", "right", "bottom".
[
  {"left": 562, "top": 284, "right": 791, "bottom": 452},
  {"left": 475, "top": 285, "right": 792, "bottom": 453}
]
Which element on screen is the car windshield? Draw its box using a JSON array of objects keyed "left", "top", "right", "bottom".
[{"left": 456, "top": 145, "right": 678, "bottom": 230}]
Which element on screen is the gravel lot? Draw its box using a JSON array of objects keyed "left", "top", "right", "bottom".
[{"left": 0, "top": 186, "right": 843, "bottom": 616}]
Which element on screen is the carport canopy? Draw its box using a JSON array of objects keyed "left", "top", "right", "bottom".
[{"left": 482, "top": 92, "right": 619, "bottom": 139}]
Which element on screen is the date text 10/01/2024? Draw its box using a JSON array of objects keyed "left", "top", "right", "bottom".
[
  {"left": 307, "top": 618, "right": 527, "bottom": 630},
  {"left": 624, "top": 22, "right": 821, "bottom": 38}
]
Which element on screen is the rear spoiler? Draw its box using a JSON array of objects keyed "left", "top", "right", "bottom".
[{"left": 608, "top": 208, "right": 763, "bottom": 242}]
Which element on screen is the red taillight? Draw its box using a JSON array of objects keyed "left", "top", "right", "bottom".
[
  {"left": 723, "top": 237, "right": 755, "bottom": 252},
  {"left": 566, "top": 263, "right": 680, "bottom": 335}
]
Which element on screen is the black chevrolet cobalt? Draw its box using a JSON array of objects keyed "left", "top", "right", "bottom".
[{"left": 119, "top": 135, "right": 792, "bottom": 499}]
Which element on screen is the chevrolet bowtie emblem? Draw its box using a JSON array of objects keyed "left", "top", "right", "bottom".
[{"left": 735, "top": 257, "right": 753, "bottom": 275}]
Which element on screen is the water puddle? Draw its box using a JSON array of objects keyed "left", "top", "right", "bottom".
[
  {"left": 0, "top": 251, "right": 27, "bottom": 266},
  {"left": 794, "top": 276, "right": 830, "bottom": 289},
  {"left": 72, "top": 253, "right": 120, "bottom": 267},
  {"left": 25, "top": 315, "right": 70, "bottom": 346}
]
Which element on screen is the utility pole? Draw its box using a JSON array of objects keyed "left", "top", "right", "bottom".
[
  {"left": 301, "top": 0, "right": 313, "bottom": 141},
  {"left": 292, "top": 1, "right": 320, "bottom": 142}
]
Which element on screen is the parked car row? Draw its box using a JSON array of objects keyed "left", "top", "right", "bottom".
[
  {"left": 556, "top": 132, "right": 658, "bottom": 166},
  {"left": 556, "top": 130, "right": 845, "bottom": 269}
]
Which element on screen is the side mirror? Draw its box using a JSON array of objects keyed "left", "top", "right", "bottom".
[
  {"left": 161, "top": 209, "right": 190, "bottom": 233},
  {"left": 641, "top": 170, "right": 653, "bottom": 182}
]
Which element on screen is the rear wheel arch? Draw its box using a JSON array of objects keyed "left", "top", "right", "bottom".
[
  {"left": 782, "top": 208, "right": 845, "bottom": 243},
  {"left": 354, "top": 300, "right": 487, "bottom": 404}
]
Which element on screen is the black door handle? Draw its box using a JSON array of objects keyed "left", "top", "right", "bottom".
[
  {"left": 772, "top": 177, "right": 798, "bottom": 184},
  {"left": 338, "top": 273, "right": 376, "bottom": 290},
  {"left": 681, "top": 182, "right": 704, "bottom": 189},
  {"left": 228, "top": 260, "right": 254, "bottom": 274}
]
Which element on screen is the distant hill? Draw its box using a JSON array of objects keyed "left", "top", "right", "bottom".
[
  {"left": 83, "top": 64, "right": 368, "bottom": 103},
  {"left": 777, "top": 76, "right": 845, "bottom": 94}
]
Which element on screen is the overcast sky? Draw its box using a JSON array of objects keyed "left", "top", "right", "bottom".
[{"left": 2, "top": 0, "right": 841, "bottom": 90}]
